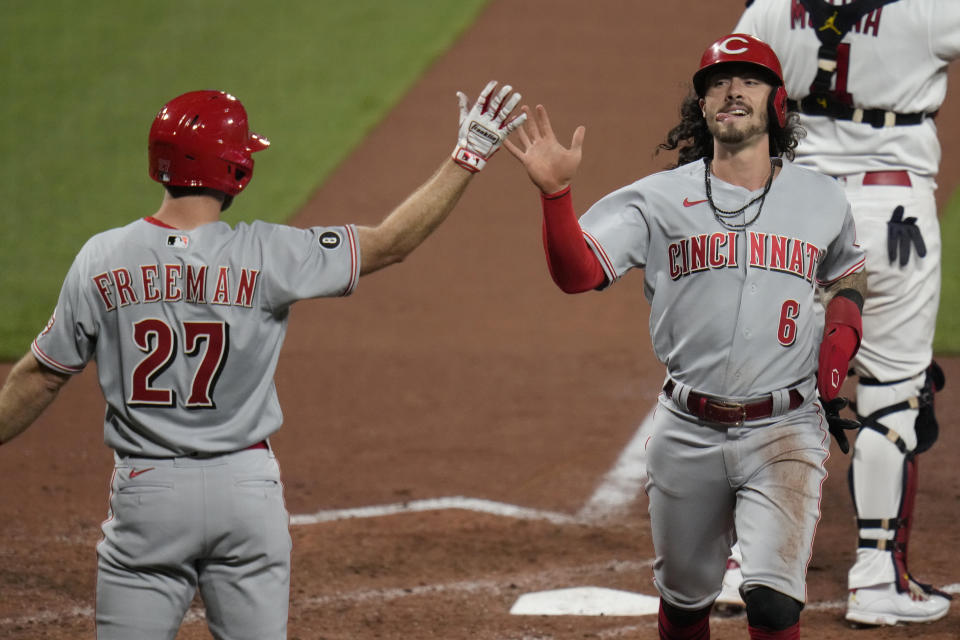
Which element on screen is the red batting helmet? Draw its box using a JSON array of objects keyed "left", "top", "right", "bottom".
[
  {"left": 148, "top": 90, "right": 270, "bottom": 196},
  {"left": 692, "top": 33, "right": 788, "bottom": 128}
]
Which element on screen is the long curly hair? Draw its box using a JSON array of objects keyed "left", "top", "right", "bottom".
[{"left": 657, "top": 90, "right": 804, "bottom": 168}]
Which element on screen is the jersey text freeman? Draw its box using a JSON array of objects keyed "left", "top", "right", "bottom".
[{"left": 91, "top": 264, "right": 260, "bottom": 311}]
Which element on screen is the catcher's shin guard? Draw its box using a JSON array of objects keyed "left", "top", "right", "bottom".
[
  {"left": 847, "top": 365, "right": 950, "bottom": 599},
  {"left": 855, "top": 362, "right": 944, "bottom": 454}
]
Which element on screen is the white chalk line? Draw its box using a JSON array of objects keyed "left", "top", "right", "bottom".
[
  {"left": 284, "top": 406, "right": 960, "bottom": 622},
  {"left": 9, "top": 409, "right": 959, "bottom": 629},
  {"left": 0, "top": 560, "right": 653, "bottom": 628},
  {"left": 290, "top": 407, "right": 657, "bottom": 528},
  {"left": 2, "top": 410, "right": 655, "bottom": 628},
  {"left": 13, "top": 584, "right": 956, "bottom": 629},
  {"left": 8, "top": 590, "right": 942, "bottom": 631},
  {"left": 576, "top": 408, "right": 655, "bottom": 521},
  {"left": 290, "top": 495, "right": 579, "bottom": 526},
  {"left": 299, "top": 559, "right": 654, "bottom": 608},
  {"left": 1, "top": 411, "right": 656, "bottom": 632}
]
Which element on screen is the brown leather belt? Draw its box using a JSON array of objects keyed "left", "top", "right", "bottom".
[
  {"left": 663, "top": 380, "right": 802, "bottom": 425},
  {"left": 862, "top": 170, "right": 911, "bottom": 187}
]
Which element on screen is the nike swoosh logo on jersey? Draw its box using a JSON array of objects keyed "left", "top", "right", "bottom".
[
  {"left": 129, "top": 467, "right": 155, "bottom": 478},
  {"left": 683, "top": 197, "right": 708, "bottom": 207}
]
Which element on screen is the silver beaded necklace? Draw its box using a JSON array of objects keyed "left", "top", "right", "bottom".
[{"left": 703, "top": 157, "right": 777, "bottom": 231}]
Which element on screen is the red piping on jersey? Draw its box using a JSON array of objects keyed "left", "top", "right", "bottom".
[
  {"left": 343, "top": 225, "right": 359, "bottom": 295},
  {"left": 582, "top": 230, "right": 616, "bottom": 278},
  {"left": 31, "top": 341, "right": 82, "bottom": 374},
  {"left": 144, "top": 216, "right": 178, "bottom": 229},
  {"left": 816, "top": 258, "right": 865, "bottom": 287}
]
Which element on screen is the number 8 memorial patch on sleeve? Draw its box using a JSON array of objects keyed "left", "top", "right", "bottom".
[{"left": 319, "top": 231, "right": 341, "bottom": 249}]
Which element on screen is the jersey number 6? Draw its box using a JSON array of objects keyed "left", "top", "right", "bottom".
[
  {"left": 128, "top": 318, "right": 229, "bottom": 409},
  {"left": 777, "top": 299, "right": 800, "bottom": 347}
]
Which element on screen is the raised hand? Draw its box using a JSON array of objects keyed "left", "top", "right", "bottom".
[
  {"left": 504, "top": 104, "right": 585, "bottom": 195},
  {"left": 452, "top": 81, "right": 527, "bottom": 173}
]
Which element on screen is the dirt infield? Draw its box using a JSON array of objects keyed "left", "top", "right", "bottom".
[{"left": 2, "top": 1, "right": 959, "bottom": 638}]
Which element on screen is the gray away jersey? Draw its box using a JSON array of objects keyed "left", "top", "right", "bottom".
[
  {"left": 580, "top": 159, "right": 864, "bottom": 400},
  {"left": 32, "top": 217, "right": 360, "bottom": 457}
]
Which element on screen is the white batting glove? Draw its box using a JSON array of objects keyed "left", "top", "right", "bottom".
[{"left": 452, "top": 80, "right": 527, "bottom": 173}]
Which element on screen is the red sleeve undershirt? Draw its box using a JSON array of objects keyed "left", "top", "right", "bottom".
[{"left": 540, "top": 187, "right": 606, "bottom": 293}]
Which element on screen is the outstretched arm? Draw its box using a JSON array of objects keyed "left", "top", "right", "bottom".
[
  {"left": 357, "top": 81, "right": 526, "bottom": 276},
  {"left": 0, "top": 352, "right": 70, "bottom": 445},
  {"left": 356, "top": 159, "right": 469, "bottom": 276},
  {"left": 505, "top": 105, "right": 603, "bottom": 292}
]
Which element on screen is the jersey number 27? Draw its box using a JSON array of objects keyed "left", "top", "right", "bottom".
[{"left": 128, "top": 318, "right": 229, "bottom": 409}]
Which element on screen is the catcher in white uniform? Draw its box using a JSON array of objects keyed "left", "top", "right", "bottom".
[
  {"left": 719, "top": 0, "right": 960, "bottom": 626},
  {"left": 508, "top": 34, "right": 865, "bottom": 640},
  {"left": 0, "top": 83, "right": 525, "bottom": 639}
]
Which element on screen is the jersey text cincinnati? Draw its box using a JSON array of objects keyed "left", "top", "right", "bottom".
[{"left": 668, "top": 231, "right": 823, "bottom": 282}]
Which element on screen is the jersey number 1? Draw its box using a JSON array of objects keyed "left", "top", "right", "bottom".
[{"left": 128, "top": 318, "right": 229, "bottom": 409}]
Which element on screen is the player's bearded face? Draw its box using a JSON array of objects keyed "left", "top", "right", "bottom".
[{"left": 701, "top": 69, "right": 771, "bottom": 147}]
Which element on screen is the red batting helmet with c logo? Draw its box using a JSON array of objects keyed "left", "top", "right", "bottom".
[
  {"left": 692, "top": 33, "right": 788, "bottom": 128},
  {"left": 148, "top": 90, "right": 270, "bottom": 196}
]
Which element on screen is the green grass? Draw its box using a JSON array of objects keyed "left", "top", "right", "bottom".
[
  {"left": 0, "top": 0, "right": 489, "bottom": 360},
  {"left": 934, "top": 188, "right": 960, "bottom": 355},
  {"left": 3, "top": 1, "right": 959, "bottom": 361}
]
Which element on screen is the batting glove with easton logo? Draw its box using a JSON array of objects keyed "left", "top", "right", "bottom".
[{"left": 453, "top": 81, "right": 526, "bottom": 173}]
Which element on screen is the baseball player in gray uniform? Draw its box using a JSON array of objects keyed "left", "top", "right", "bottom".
[
  {"left": 717, "top": 0, "right": 960, "bottom": 626},
  {"left": 507, "top": 34, "right": 865, "bottom": 639},
  {"left": 0, "top": 83, "right": 525, "bottom": 639}
]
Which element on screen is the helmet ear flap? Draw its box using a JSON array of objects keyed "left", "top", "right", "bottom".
[{"left": 770, "top": 85, "right": 788, "bottom": 128}]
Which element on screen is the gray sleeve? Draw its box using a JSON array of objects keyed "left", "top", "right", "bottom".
[
  {"left": 816, "top": 203, "right": 865, "bottom": 286},
  {"left": 259, "top": 223, "right": 360, "bottom": 310},
  {"left": 578, "top": 184, "right": 650, "bottom": 286},
  {"left": 31, "top": 252, "right": 99, "bottom": 375}
]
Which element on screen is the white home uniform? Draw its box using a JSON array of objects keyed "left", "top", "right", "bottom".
[
  {"left": 32, "top": 216, "right": 359, "bottom": 638},
  {"left": 736, "top": 0, "right": 960, "bottom": 609},
  {"left": 578, "top": 158, "right": 864, "bottom": 608}
]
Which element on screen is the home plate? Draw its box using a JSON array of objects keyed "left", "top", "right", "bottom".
[{"left": 510, "top": 587, "right": 660, "bottom": 616}]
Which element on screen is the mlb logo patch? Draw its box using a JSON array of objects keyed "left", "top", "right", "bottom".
[{"left": 167, "top": 234, "right": 189, "bottom": 248}]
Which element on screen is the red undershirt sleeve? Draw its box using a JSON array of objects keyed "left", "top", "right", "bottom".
[{"left": 540, "top": 187, "right": 606, "bottom": 293}]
